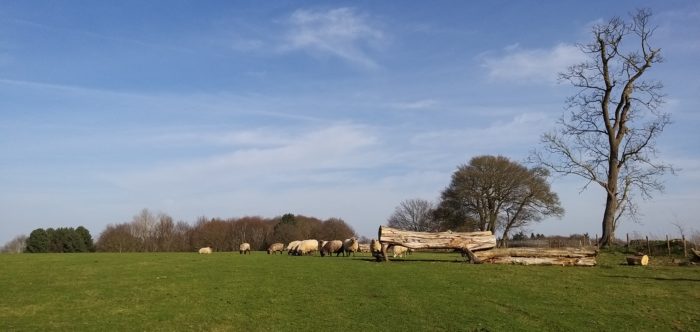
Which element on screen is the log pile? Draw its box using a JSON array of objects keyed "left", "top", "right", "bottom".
[{"left": 377, "top": 226, "right": 597, "bottom": 266}]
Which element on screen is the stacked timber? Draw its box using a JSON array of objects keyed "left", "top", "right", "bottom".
[
  {"left": 474, "top": 248, "right": 598, "bottom": 266},
  {"left": 377, "top": 226, "right": 597, "bottom": 266}
]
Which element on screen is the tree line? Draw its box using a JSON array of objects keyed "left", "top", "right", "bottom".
[{"left": 95, "top": 210, "right": 356, "bottom": 252}]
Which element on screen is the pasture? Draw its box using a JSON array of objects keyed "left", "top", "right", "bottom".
[{"left": 1, "top": 251, "right": 698, "bottom": 331}]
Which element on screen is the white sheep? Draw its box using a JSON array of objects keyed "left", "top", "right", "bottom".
[
  {"left": 198, "top": 247, "right": 212, "bottom": 254},
  {"left": 370, "top": 239, "right": 381, "bottom": 254},
  {"left": 295, "top": 239, "right": 319, "bottom": 256},
  {"left": 286, "top": 241, "right": 301, "bottom": 255},
  {"left": 320, "top": 240, "right": 344, "bottom": 257},
  {"left": 267, "top": 242, "right": 284, "bottom": 254},
  {"left": 392, "top": 245, "right": 408, "bottom": 258},
  {"left": 342, "top": 237, "right": 359, "bottom": 256},
  {"left": 239, "top": 242, "right": 251, "bottom": 255}
]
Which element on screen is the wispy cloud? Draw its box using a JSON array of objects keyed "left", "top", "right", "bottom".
[
  {"left": 412, "top": 112, "right": 551, "bottom": 154},
  {"left": 281, "top": 7, "right": 384, "bottom": 68},
  {"left": 481, "top": 43, "right": 585, "bottom": 84},
  {"left": 390, "top": 99, "right": 438, "bottom": 110},
  {"left": 106, "top": 124, "right": 384, "bottom": 190}
]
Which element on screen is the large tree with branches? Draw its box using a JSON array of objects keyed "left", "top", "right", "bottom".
[
  {"left": 436, "top": 155, "right": 563, "bottom": 243},
  {"left": 532, "top": 9, "right": 674, "bottom": 247}
]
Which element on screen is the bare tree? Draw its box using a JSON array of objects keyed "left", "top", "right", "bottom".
[
  {"left": 1, "top": 235, "right": 28, "bottom": 253},
  {"left": 131, "top": 208, "right": 158, "bottom": 251},
  {"left": 532, "top": 9, "right": 674, "bottom": 247},
  {"left": 388, "top": 199, "right": 439, "bottom": 232}
]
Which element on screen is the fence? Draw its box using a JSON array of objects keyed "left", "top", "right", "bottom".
[{"left": 503, "top": 233, "right": 696, "bottom": 257}]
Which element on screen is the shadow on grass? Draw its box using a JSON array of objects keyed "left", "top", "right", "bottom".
[
  {"left": 355, "top": 257, "right": 467, "bottom": 264},
  {"left": 603, "top": 275, "right": 700, "bottom": 282}
]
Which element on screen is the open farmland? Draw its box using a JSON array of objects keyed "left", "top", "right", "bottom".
[{"left": 1, "top": 252, "right": 698, "bottom": 331}]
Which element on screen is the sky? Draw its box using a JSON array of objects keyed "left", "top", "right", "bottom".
[{"left": 1, "top": 1, "right": 699, "bottom": 245}]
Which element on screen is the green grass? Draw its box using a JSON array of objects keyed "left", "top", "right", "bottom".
[{"left": 1, "top": 251, "right": 698, "bottom": 331}]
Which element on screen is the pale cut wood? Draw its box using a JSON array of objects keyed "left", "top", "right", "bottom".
[
  {"left": 487, "top": 256, "right": 597, "bottom": 266},
  {"left": 626, "top": 255, "right": 649, "bottom": 266},
  {"left": 474, "top": 248, "right": 598, "bottom": 260},
  {"left": 378, "top": 226, "right": 496, "bottom": 252},
  {"left": 473, "top": 247, "right": 597, "bottom": 266}
]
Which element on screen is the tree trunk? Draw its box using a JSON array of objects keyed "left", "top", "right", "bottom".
[
  {"left": 378, "top": 226, "right": 496, "bottom": 251},
  {"left": 600, "top": 161, "right": 619, "bottom": 248},
  {"left": 626, "top": 255, "right": 649, "bottom": 266},
  {"left": 474, "top": 248, "right": 598, "bottom": 266}
]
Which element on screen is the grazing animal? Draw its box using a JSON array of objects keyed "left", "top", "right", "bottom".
[
  {"left": 321, "top": 240, "right": 344, "bottom": 257},
  {"left": 295, "top": 239, "right": 319, "bottom": 256},
  {"left": 267, "top": 242, "right": 284, "bottom": 254},
  {"left": 342, "top": 237, "right": 359, "bottom": 256},
  {"left": 392, "top": 245, "right": 408, "bottom": 258},
  {"left": 286, "top": 241, "right": 301, "bottom": 255},
  {"left": 370, "top": 239, "right": 382, "bottom": 254},
  {"left": 239, "top": 243, "right": 251, "bottom": 255},
  {"left": 198, "top": 247, "right": 212, "bottom": 254},
  {"left": 318, "top": 240, "right": 328, "bottom": 253}
]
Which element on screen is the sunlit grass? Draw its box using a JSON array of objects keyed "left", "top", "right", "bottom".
[{"left": 1, "top": 251, "right": 698, "bottom": 331}]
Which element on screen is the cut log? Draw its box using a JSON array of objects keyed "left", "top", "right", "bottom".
[
  {"left": 487, "top": 256, "right": 597, "bottom": 266},
  {"left": 474, "top": 248, "right": 598, "bottom": 266},
  {"left": 378, "top": 226, "right": 496, "bottom": 252},
  {"left": 691, "top": 248, "right": 700, "bottom": 262},
  {"left": 626, "top": 255, "right": 649, "bottom": 266}
]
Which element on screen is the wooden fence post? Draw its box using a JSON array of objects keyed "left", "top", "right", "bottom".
[
  {"left": 646, "top": 236, "right": 651, "bottom": 256},
  {"left": 666, "top": 234, "right": 671, "bottom": 257},
  {"left": 683, "top": 235, "right": 688, "bottom": 258},
  {"left": 626, "top": 233, "right": 630, "bottom": 252}
]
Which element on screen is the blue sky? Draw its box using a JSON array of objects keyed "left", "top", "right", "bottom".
[{"left": 1, "top": 1, "right": 699, "bottom": 244}]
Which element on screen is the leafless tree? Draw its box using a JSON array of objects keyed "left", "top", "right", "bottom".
[
  {"left": 1, "top": 235, "right": 28, "bottom": 253},
  {"left": 387, "top": 199, "right": 439, "bottom": 232},
  {"left": 131, "top": 208, "right": 158, "bottom": 251},
  {"left": 531, "top": 9, "right": 674, "bottom": 247}
]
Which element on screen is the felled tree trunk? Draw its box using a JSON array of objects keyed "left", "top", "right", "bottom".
[
  {"left": 690, "top": 248, "right": 700, "bottom": 262},
  {"left": 626, "top": 255, "right": 649, "bottom": 266},
  {"left": 378, "top": 226, "right": 496, "bottom": 250},
  {"left": 473, "top": 248, "right": 598, "bottom": 266}
]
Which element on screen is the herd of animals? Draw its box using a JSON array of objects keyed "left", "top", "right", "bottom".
[{"left": 197, "top": 237, "right": 410, "bottom": 258}]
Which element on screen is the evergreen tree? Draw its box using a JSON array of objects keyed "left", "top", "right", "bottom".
[{"left": 25, "top": 228, "right": 49, "bottom": 253}]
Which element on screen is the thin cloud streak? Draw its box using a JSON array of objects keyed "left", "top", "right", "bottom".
[
  {"left": 281, "top": 7, "right": 384, "bottom": 68},
  {"left": 481, "top": 43, "right": 585, "bottom": 84}
]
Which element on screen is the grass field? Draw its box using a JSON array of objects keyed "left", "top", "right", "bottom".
[{"left": 1, "top": 251, "right": 698, "bottom": 331}]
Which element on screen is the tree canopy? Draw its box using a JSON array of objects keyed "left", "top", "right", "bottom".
[{"left": 435, "top": 155, "right": 563, "bottom": 243}]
